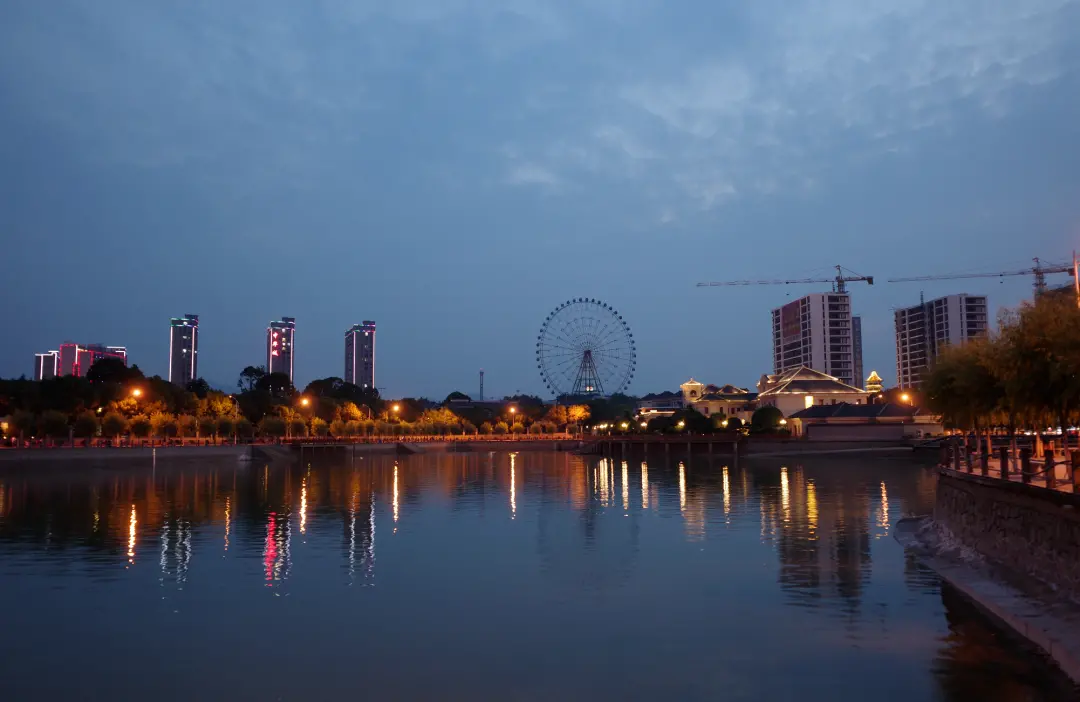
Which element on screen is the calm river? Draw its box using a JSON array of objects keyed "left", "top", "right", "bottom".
[{"left": 0, "top": 451, "right": 1075, "bottom": 701}]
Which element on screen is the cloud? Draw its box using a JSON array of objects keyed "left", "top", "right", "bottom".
[{"left": 506, "top": 163, "right": 561, "bottom": 187}]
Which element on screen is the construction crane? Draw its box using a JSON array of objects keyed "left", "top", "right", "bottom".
[
  {"left": 696, "top": 265, "right": 874, "bottom": 293},
  {"left": 887, "top": 256, "right": 1079, "bottom": 296}
]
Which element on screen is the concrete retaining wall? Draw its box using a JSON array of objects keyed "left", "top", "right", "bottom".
[{"left": 935, "top": 470, "right": 1080, "bottom": 602}]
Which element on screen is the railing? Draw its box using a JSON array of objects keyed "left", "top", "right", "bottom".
[{"left": 940, "top": 439, "right": 1080, "bottom": 494}]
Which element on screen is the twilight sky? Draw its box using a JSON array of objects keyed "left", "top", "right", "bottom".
[{"left": 2, "top": 0, "right": 1079, "bottom": 398}]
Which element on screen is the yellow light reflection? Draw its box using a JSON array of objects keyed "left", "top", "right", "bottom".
[
  {"left": 392, "top": 463, "right": 400, "bottom": 529},
  {"left": 641, "top": 462, "right": 649, "bottom": 509},
  {"left": 300, "top": 479, "right": 308, "bottom": 535},
  {"left": 510, "top": 452, "right": 517, "bottom": 519},
  {"left": 621, "top": 461, "right": 629, "bottom": 511},
  {"left": 598, "top": 459, "right": 610, "bottom": 505},
  {"left": 127, "top": 504, "right": 137, "bottom": 564},
  {"left": 879, "top": 481, "right": 890, "bottom": 533},
  {"left": 807, "top": 479, "right": 818, "bottom": 537},
  {"left": 678, "top": 462, "right": 686, "bottom": 512},
  {"left": 722, "top": 466, "right": 731, "bottom": 516},
  {"left": 780, "top": 466, "right": 790, "bottom": 524},
  {"left": 224, "top": 497, "right": 231, "bottom": 552}
]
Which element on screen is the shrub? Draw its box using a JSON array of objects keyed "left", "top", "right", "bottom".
[
  {"left": 11, "top": 410, "right": 36, "bottom": 437},
  {"left": 39, "top": 410, "right": 69, "bottom": 439},
  {"left": 73, "top": 411, "right": 99, "bottom": 439},
  {"left": 101, "top": 411, "right": 129, "bottom": 438},
  {"left": 259, "top": 416, "right": 287, "bottom": 437},
  {"left": 750, "top": 406, "right": 784, "bottom": 434},
  {"left": 178, "top": 415, "right": 198, "bottom": 438},
  {"left": 287, "top": 418, "right": 308, "bottom": 438},
  {"left": 461, "top": 420, "right": 477, "bottom": 435},
  {"left": 479, "top": 422, "right": 493, "bottom": 435},
  {"left": 236, "top": 418, "right": 255, "bottom": 438},
  {"left": 198, "top": 416, "right": 218, "bottom": 437},
  {"left": 494, "top": 422, "right": 509, "bottom": 435},
  {"left": 311, "top": 418, "right": 329, "bottom": 437},
  {"left": 130, "top": 414, "right": 152, "bottom": 438},
  {"left": 330, "top": 419, "right": 348, "bottom": 437},
  {"left": 216, "top": 417, "right": 236, "bottom": 438}
]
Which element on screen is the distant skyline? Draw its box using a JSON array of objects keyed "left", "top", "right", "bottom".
[{"left": 2, "top": 1, "right": 1079, "bottom": 398}]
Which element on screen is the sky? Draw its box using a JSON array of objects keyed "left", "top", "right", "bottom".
[{"left": 2, "top": 0, "right": 1079, "bottom": 399}]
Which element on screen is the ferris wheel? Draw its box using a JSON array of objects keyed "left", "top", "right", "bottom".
[{"left": 536, "top": 298, "right": 636, "bottom": 398}]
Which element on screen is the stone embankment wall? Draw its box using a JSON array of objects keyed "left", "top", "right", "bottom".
[{"left": 935, "top": 471, "right": 1080, "bottom": 601}]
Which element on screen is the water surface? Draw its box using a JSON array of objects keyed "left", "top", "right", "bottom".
[{"left": 0, "top": 451, "right": 1073, "bottom": 701}]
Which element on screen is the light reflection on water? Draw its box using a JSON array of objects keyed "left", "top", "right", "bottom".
[{"left": 0, "top": 452, "right": 1074, "bottom": 701}]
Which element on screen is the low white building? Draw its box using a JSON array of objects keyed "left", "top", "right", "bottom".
[{"left": 757, "top": 366, "right": 872, "bottom": 417}]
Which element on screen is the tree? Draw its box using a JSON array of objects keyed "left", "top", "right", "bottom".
[
  {"left": 288, "top": 418, "right": 308, "bottom": 438},
  {"left": 177, "top": 415, "right": 198, "bottom": 438},
  {"left": 87, "top": 357, "right": 142, "bottom": 385},
  {"left": 102, "top": 411, "right": 129, "bottom": 440},
  {"left": 130, "top": 415, "right": 152, "bottom": 438},
  {"left": 73, "top": 411, "right": 99, "bottom": 439},
  {"left": 238, "top": 366, "right": 266, "bottom": 393},
  {"left": 511, "top": 422, "right": 525, "bottom": 434},
  {"left": 11, "top": 410, "right": 36, "bottom": 439},
  {"left": 259, "top": 416, "right": 287, "bottom": 437},
  {"left": 480, "top": 422, "right": 493, "bottom": 435},
  {"left": 461, "top": 420, "right": 477, "bottom": 435},
  {"left": 750, "top": 406, "right": 784, "bottom": 434},
  {"left": 329, "top": 419, "right": 348, "bottom": 437},
  {"left": 236, "top": 418, "right": 255, "bottom": 439},
  {"left": 721, "top": 416, "right": 744, "bottom": 430},
  {"left": 198, "top": 416, "right": 217, "bottom": 438},
  {"left": 256, "top": 372, "right": 295, "bottom": 398},
  {"left": 419, "top": 407, "right": 461, "bottom": 427},
  {"left": 494, "top": 421, "right": 509, "bottom": 435},
  {"left": 311, "top": 417, "right": 329, "bottom": 437},
  {"left": 444, "top": 391, "right": 470, "bottom": 404},
  {"left": 340, "top": 401, "right": 364, "bottom": 422},
  {"left": 216, "top": 417, "right": 236, "bottom": 440},
  {"left": 567, "top": 405, "right": 590, "bottom": 424},
  {"left": 186, "top": 378, "right": 211, "bottom": 399},
  {"left": 39, "top": 410, "right": 69, "bottom": 439},
  {"left": 149, "top": 412, "right": 173, "bottom": 438}
]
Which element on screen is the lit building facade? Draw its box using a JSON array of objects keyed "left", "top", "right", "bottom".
[
  {"left": 266, "top": 316, "right": 296, "bottom": 382},
  {"left": 57, "top": 343, "right": 128, "bottom": 377},
  {"left": 772, "top": 293, "right": 860, "bottom": 388},
  {"left": 895, "top": 294, "right": 988, "bottom": 389},
  {"left": 34, "top": 350, "right": 59, "bottom": 380},
  {"left": 168, "top": 314, "right": 199, "bottom": 386},
  {"left": 344, "top": 321, "right": 376, "bottom": 389}
]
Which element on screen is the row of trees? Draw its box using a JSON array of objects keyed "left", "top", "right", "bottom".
[{"left": 922, "top": 292, "right": 1080, "bottom": 433}]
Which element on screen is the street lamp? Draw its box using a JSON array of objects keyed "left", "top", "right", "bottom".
[
  {"left": 620, "top": 422, "right": 628, "bottom": 430},
  {"left": 677, "top": 420, "right": 686, "bottom": 430},
  {"left": 392, "top": 404, "right": 400, "bottom": 422},
  {"left": 779, "top": 418, "right": 788, "bottom": 426},
  {"left": 131, "top": 388, "right": 142, "bottom": 398},
  {"left": 300, "top": 396, "right": 311, "bottom": 407},
  {"left": 640, "top": 421, "right": 648, "bottom": 428},
  {"left": 901, "top": 393, "right": 911, "bottom": 404}
]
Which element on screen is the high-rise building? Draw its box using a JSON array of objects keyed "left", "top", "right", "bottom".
[
  {"left": 771, "top": 293, "right": 859, "bottom": 388},
  {"left": 895, "top": 294, "right": 988, "bottom": 389},
  {"left": 57, "top": 343, "right": 127, "bottom": 377},
  {"left": 169, "top": 314, "right": 199, "bottom": 387},
  {"left": 852, "top": 315, "right": 864, "bottom": 390},
  {"left": 34, "top": 350, "right": 59, "bottom": 380},
  {"left": 344, "top": 321, "right": 376, "bottom": 389},
  {"left": 266, "top": 316, "right": 296, "bottom": 382}
]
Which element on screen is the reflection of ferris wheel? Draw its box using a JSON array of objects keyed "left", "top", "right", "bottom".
[{"left": 536, "top": 298, "right": 636, "bottom": 397}]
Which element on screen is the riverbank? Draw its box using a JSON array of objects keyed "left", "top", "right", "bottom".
[{"left": 896, "top": 515, "right": 1080, "bottom": 683}]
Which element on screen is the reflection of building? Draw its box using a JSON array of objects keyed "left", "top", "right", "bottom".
[
  {"left": 344, "top": 321, "right": 376, "bottom": 389},
  {"left": 757, "top": 366, "right": 871, "bottom": 416},
  {"left": 168, "top": 314, "right": 199, "bottom": 386},
  {"left": 773, "top": 293, "right": 860, "bottom": 388},
  {"left": 852, "top": 316, "right": 863, "bottom": 389},
  {"left": 34, "top": 350, "right": 59, "bottom": 380},
  {"left": 895, "top": 294, "right": 988, "bottom": 389},
  {"left": 58, "top": 343, "right": 127, "bottom": 377},
  {"left": 266, "top": 316, "right": 296, "bottom": 381}
]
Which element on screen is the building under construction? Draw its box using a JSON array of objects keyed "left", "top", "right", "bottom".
[
  {"left": 894, "top": 294, "right": 989, "bottom": 389},
  {"left": 772, "top": 294, "right": 863, "bottom": 389}
]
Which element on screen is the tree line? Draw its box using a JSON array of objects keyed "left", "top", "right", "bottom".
[{"left": 922, "top": 290, "right": 1080, "bottom": 435}]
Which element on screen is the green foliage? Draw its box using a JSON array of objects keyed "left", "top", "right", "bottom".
[
  {"left": 39, "top": 410, "right": 69, "bottom": 438},
  {"left": 259, "top": 416, "right": 287, "bottom": 437},
  {"left": 511, "top": 422, "right": 525, "bottom": 434},
  {"left": 72, "top": 411, "right": 99, "bottom": 438},
  {"left": 11, "top": 410, "right": 36, "bottom": 436},
  {"left": 461, "top": 420, "right": 477, "bottom": 435},
  {"left": 287, "top": 418, "right": 308, "bottom": 437},
  {"left": 493, "top": 422, "right": 508, "bottom": 435},
  {"left": 256, "top": 372, "right": 295, "bottom": 398},
  {"left": 198, "top": 416, "right": 217, "bottom": 437},
  {"left": 86, "top": 357, "right": 143, "bottom": 385},
  {"left": 238, "top": 366, "right": 266, "bottom": 392},
  {"left": 186, "top": 378, "right": 211, "bottom": 399},
  {"left": 149, "top": 412, "right": 174, "bottom": 438},
  {"left": 161, "top": 418, "right": 180, "bottom": 438},
  {"left": 750, "top": 406, "right": 784, "bottom": 434},
  {"left": 216, "top": 417, "right": 236, "bottom": 438},
  {"left": 311, "top": 417, "right": 329, "bottom": 437},
  {"left": 330, "top": 419, "right": 348, "bottom": 436},
  {"left": 101, "top": 411, "right": 129, "bottom": 438},
  {"left": 479, "top": 422, "right": 493, "bottom": 435},
  {"left": 178, "top": 415, "right": 198, "bottom": 438},
  {"left": 130, "top": 415, "right": 152, "bottom": 438},
  {"left": 236, "top": 418, "right": 255, "bottom": 438},
  {"left": 717, "top": 416, "right": 743, "bottom": 430}
]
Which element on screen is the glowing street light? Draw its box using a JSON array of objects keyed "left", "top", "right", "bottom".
[
  {"left": 901, "top": 393, "right": 911, "bottom": 404},
  {"left": 640, "top": 421, "right": 648, "bottom": 428},
  {"left": 131, "top": 388, "right": 142, "bottom": 398},
  {"left": 677, "top": 420, "right": 686, "bottom": 429},
  {"left": 779, "top": 418, "right": 788, "bottom": 426},
  {"left": 620, "top": 422, "right": 629, "bottom": 430},
  {"left": 300, "top": 396, "right": 311, "bottom": 407}
]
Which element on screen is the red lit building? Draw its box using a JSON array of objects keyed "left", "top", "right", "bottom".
[{"left": 57, "top": 343, "right": 128, "bottom": 377}]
